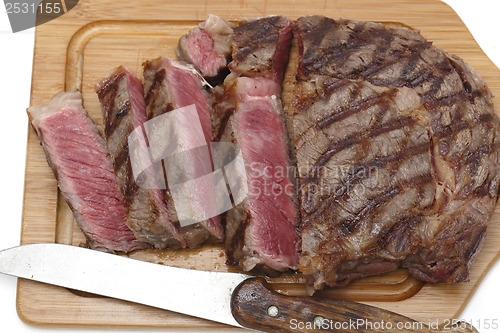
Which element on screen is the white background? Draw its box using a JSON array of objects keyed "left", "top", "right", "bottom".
[{"left": 0, "top": 0, "right": 499, "bottom": 332}]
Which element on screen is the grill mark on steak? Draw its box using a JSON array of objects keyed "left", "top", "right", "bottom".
[
  {"left": 356, "top": 43, "right": 434, "bottom": 83},
  {"left": 230, "top": 16, "right": 292, "bottom": 80},
  {"left": 112, "top": 138, "right": 131, "bottom": 171},
  {"left": 340, "top": 173, "right": 432, "bottom": 234},
  {"left": 95, "top": 70, "right": 126, "bottom": 97},
  {"left": 117, "top": 146, "right": 139, "bottom": 208},
  {"left": 292, "top": 79, "right": 354, "bottom": 113},
  {"left": 377, "top": 215, "right": 422, "bottom": 249},
  {"left": 96, "top": 70, "right": 128, "bottom": 138},
  {"left": 431, "top": 111, "right": 491, "bottom": 140},
  {"left": 106, "top": 99, "right": 131, "bottom": 138},
  {"left": 360, "top": 140, "right": 429, "bottom": 175},
  {"left": 297, "top": 16, "right": 463, "bottom": 97},
  {"left": 318, "top": 88, "right": 398, "bottom": 129},
  {"left": 213, "top": 107, "right": 236, "bottom": 142},
  {"left": 449, "top": 58, "right": 485, "bottom": 103},
  {"left": 116, "top": 100, "right": 131, "bottom": 119},
  {"left": 304, "top": 141, "right": 431, "bottom": 218},
  {"left": 297, "top": 17, "right": 435, "bottom": 84},
  {"left": 311, "top": 116, "right": 416, "bottom": 180},
  {"left": 144, "top": 68, "right": 167, "bottom": 110},
  {"left": 232, "top": 16, "right": 281, "bottom": 61},
  {"left": 340, "top": 187, "right": 400, "bottom": 235},
  {"left": 368, "top": 215, "right": 427, "bottom": 263}
]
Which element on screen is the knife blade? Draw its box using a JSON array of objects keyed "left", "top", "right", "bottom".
[{"left": 0, "top": 244, "right": 477, "bottom": 333}]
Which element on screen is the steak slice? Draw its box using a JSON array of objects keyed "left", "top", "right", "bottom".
[
  {"left": 215, "top": 77, "right": 300, "bottom": 272},
  {"left": 177, "top": 14, "right": 233, "bottom": 78},
  {"left": 293, "top": 16, "right": 500, "bottom": 293},
  {"left": 27, "top": 90, "right": 147, "bottom": 253},
  {"left": 214, "top": 16, "right": 300, "bottom": 272},
  {"left": 143, "top": 57, "right": 224, "bottom": 248},
  {"left": 95, "top": 66, "right": 185, "bottom": 249}
]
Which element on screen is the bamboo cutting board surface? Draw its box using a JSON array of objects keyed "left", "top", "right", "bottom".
[{"left": 19, "top": 0, "right": 500, "bottom": 328}]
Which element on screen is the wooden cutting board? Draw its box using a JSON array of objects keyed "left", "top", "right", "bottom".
[{"left": 19, "top": 0, "right": 500, "bottom": 328}]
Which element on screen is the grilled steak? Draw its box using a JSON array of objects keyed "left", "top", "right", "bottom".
[
  {"left": 95, "top": 66, "right": 185, "bottom": 249},
  {"left": 177, "top": 14, "right": 233, "bottom": 78},
  {"left": 28, "top": 15, "right": 498, "bottom": 290},
  {"left": 143, "top": 57, "right": 224, "bottom": 248},
  {"left": 27, "top": 91, "right": 147, "bottom": 253},
  {"left": 214, "top": 16, "right": 300, "bottom": 272},
  {"left": 292, "top": 16, "right": 500, "bottom": 293}
]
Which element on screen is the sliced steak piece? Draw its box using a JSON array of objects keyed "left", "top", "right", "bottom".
[
  {"left": 293, "top": 16, "right": 500, "bottom": 293},
  {"left": 215, "top": 77, "right": 300, "bottom": 272},
  {"left": 177, "top": 14, "right": 233, "bottom": 78},
  {"left": 95, "top": 66, "right": 185, "bottom": 249},
  {"left": 27, "top": 90, "right": 147, "bottom": 253},
  {"left": 143, "top": 57, "right": 224, "bottom": 248},
  {"left": 214, "top": 16, "right": 300, "bottom": 272}
]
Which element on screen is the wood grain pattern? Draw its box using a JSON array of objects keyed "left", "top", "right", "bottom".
[
  {"left": 231, "top": 278, "right": 478, "bottom": 333},
  {"left": 18, "top": 0, "right": 500, "bottom": 328}
]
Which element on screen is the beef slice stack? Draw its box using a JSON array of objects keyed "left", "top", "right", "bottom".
[
  {"left": 218, "top": 16, "right": 301, "bottom": 273},
  {"left": 184, "top": 16, "right": 302, "bottom": 272},
  {"left": 29, "top": 61, "right": 226, "bottom": 252},
  {"left": 95, "top": 66, "right": 185, "bottom": 249}
]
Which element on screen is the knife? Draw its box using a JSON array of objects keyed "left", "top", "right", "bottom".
[{"left": 0, "top": 243, "right": 477, "bottom": 333}]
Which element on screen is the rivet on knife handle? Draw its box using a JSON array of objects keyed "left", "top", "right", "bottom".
[{"left": 230, "top": 278, "right": 478, "bottom": 333}]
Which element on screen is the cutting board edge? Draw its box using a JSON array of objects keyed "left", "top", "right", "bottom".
[{"left": 449, "top": 250, "right": 500, "bottom": 319}]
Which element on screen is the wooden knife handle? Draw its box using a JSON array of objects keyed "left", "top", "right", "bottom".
[{"left": 231, "top": 278, "right": 478, "bottom": 333}]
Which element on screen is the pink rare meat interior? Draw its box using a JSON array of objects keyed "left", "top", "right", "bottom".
[
  {"left": 236, "top": 98, "right": 299, "bottom": 270},
  {"left": 28, "top": 91, "right": 145, "bottom": 252}
]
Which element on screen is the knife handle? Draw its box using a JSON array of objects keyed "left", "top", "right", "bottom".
[{"left": 231, "top": 278, "right": 477, "bottom": 333}]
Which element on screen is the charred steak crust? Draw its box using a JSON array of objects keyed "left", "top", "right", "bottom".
[
  {"left": 230, "top": 15, "right": 292, "bottom": 81},
  {"left": 293, "top": 16, "right": 500, "bottom": 293},
  {"left": 95, "top": 66, "right": 184, "bottom": 249}
]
